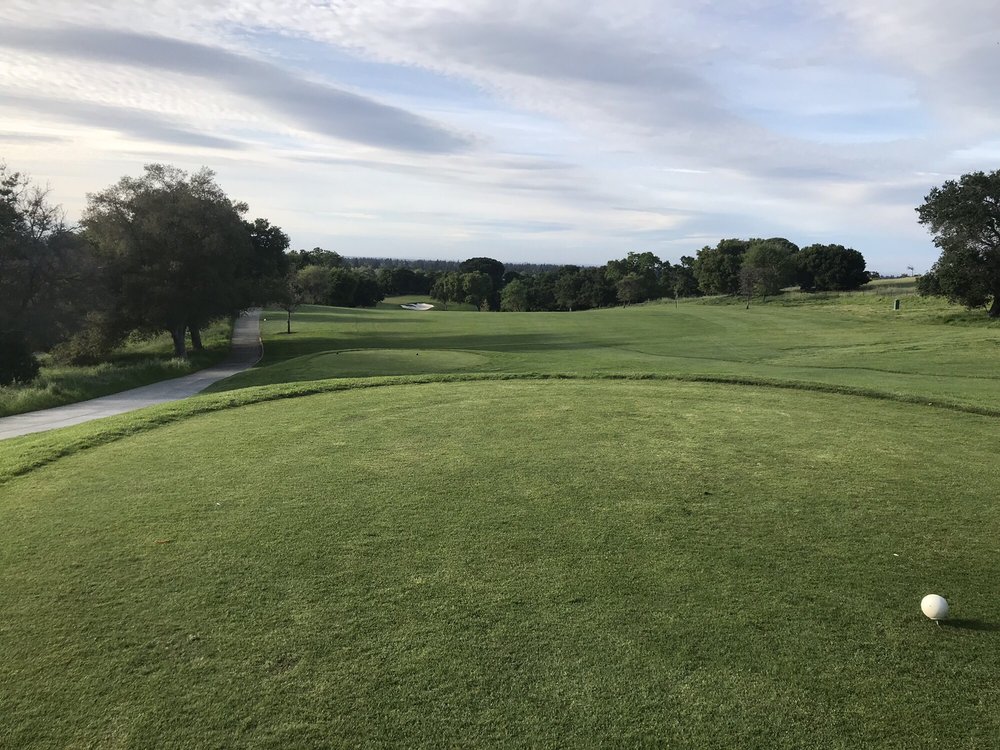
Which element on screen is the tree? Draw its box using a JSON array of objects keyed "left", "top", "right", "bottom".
[
  {"left": 431, "top": 272, "right": 463, "bottom": 309},
  {"left": 459, "top": 257, "right": 505, "bottom": 288},
  {"left": 555, "top": 270, "right": 584, "bottom": 311},
  {"left": 616, "top": 274, "right": 646, "bottom": 306},
  {"left": 277, "top": 274, "right": 305, "bottom": 334},
  {"left": 795, "top": 244, "right": 869, "bottom": 291},
  {"left": 916, "top": 271, "right": 943, "bottom": 297},
  {"left": 461, "top": 271, "right": 493, "bottom": 310},
  {"left": 296, "top": 265, "right": 332, "bottom": 304},
  {"left": 668, "top": 256, "right": 700, "bottom": 300},
  {"left": 740, "top": 239, "right": 796, "bottom": 303},
  {"left": 693, "top": 239, "right": 749, "bottom": 295},
  {"left": 917, "top": 170, "right": 1000, "bottom": 317},
  {"left": 605, "top": 251, "right": 661, "bottom": 303},
  {"left": 460, "top": 257, "right": 505, "bottom": 310},
  {"left": 328, "top": 267, "right": 360, "bottom": 307},
  {"left": 500, "top": 279, "right": 530, "bottom": 311},
  {"left": 1, "top": 163, "right": 102, "bottom": 351},
  {"left": 244, "top": 218, "right": 290, "bottom": 304},
  {"left": 82, "top": 164, "right": 257, "bottom": 357},
  {"left": 287, "top": 247, "right": 343, "bottom": 270},
  {"left": 0, "top": 331, "right": 39, "bottom": 385},
  {"left": 353, "top": 271, "right": 385, "bottom": 307}
]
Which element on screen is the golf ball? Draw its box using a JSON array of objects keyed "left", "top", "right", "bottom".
[{"left": 920, "top": 594, "right": 949, "bottom": 620}]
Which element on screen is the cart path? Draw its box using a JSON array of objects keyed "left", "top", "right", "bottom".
[{"left": 0, "top": 310, "right": 262, "bottom": 441}]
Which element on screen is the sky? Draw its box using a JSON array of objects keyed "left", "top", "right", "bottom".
[{"left": 1, "top": 1, "right": 998, "bottom": 272}]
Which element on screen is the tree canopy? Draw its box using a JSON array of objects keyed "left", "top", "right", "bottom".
[
  {"left": 1, "top": 163, "right": 99, "bottom": 353},
  {"left": 82, "top": 164, "right": 284, "bottom": 356},
  {"left": 917, "top": 170, "right": 1000, "bottom": 317},
  {"left": 794, "top": 244, "right": 868, "bottom": 292}
]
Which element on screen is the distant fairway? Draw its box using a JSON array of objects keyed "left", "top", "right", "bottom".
[
  {"left": 215, "top": 296, "right": 1000, "bottom": 409},
  {"left": 2, "top": 294, "right": 1000, "bottom": 747}
]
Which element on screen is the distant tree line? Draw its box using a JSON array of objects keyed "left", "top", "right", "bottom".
[
  {"left": 341, "top": 255, "right": 564, "bottom": 275},
  {"left": 416, "top": 240, "right": 868, "bottom": 313}
]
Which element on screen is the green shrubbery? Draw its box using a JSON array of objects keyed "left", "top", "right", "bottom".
[{"left": 0, "top": 331, "right": 39, "bottom": 385}]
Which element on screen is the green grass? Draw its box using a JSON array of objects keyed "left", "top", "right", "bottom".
[
  {"left": 0, "top": 319, "right": 233, "bottom": 417},
  {"left": 211, "top": 297, "right": 1000, "bottom": 411},
  {"left": 3, "top": 292, "right": 1000, "bottom": 747},
  {"left": 377, "top": 294, "right": 477, "bottom": 311},
  {"left": 2, "top": 379, "right": 998, "bottom": 747}
]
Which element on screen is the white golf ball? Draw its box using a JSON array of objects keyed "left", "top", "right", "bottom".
[{"left": 921, "top": 594, "right": 949, "bottom": 620}]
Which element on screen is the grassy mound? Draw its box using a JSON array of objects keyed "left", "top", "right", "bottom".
[
  {"left": 1, "top": 380, "right": 998, "bottom": 747},
  {"left": 210, "top": 348, "right": 493, "bottom": 390},
  {"left": 246, "top": 301, "right": 1000, "bottom": 410}
]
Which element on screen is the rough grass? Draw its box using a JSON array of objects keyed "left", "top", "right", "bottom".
[
  {"left": 0, "top": 319, "right": 233, "bottom": 417},
  {"left": 1, "top": 379, "right": 998, "bottom": 748}
]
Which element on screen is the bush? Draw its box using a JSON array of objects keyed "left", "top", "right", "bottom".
[
  {"left": 916, "top": 272, "right": 943, "bottom": 297},
  {"left": 51, "top": 313, "right": 121, "bottom": 365},
  {"left": 0, "top": 331, "right": 40, "bottom": 385}
]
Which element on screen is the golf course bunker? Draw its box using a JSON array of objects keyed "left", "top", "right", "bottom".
[{"left": 400, "top": 302, "right": 435, "bottom": 310}]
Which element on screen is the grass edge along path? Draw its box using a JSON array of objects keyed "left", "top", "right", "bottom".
[
  {"left": 0, "top": 318, "right": 235, "bottom": 418},
  {"left": 3, "top": 370, "right": 1000, "bottom": 489}
]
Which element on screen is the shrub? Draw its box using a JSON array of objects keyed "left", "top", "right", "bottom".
[
  {"left": 0, "top": 331, "right": 40, "bottom": 385},
  {"left": 51, "top": 313, "right": 121, "bottom": 365}
]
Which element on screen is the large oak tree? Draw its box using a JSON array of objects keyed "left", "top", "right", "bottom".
[
  {"left": 83, "top": 164, "right": 272, "bottom": 357},
  {"left": 917, "top": 170, "right": 1000, "bottom": 317}
]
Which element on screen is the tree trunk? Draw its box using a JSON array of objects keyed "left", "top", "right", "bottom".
[
  {"left": 989, "top": 296, "right": 1000, "bottom": 318},
  {"left": 170, "top": 325, "right": 187, "bottom": 358},
  {"left": 188, "top": 325, "right": 204, "bottom": 351},
  {"left": 287, "top": 309, "right": 292, "bottom": 334}
]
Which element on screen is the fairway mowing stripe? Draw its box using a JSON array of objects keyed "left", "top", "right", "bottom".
[{"left": 2, "top": 371, "right": 998, "bottom": 488}]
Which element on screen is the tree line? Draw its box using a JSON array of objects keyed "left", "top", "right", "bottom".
[{"left": 420, "top": 240, "right": 870, "bottom": 313}]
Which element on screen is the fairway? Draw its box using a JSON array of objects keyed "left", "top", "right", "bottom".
[
  {"left": 212, "top": 298, "right": 1000, "bottom": 410},
  {"left": 3, "top": 297, "right": 1000, "bottom": 748}
]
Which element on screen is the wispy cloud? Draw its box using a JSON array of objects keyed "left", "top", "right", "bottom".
[
  {"left": 0, "top": 24, "right": 471, "bottom": 153},
  {"left": 2, "top": 0, "right": 997, "bottom": 270},
  {"left": 0, "top": 92, "right": 246, "bottom": 150}
]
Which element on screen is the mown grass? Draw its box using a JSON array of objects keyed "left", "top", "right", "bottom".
[
  {"left": 212, "top": 295, "right": 1000, "bottom": 412},
  {"left": 1, "top": 379, "right": 998, "bottom": 748},
  {"left": 3, "top": 292, "right": 999, "bottom": 747},
  {"left": 0, "top": 319, "right": 233, "bottom": 418}
]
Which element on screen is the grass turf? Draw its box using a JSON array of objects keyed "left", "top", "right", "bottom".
[
  {"left": 2, "top": 379, "right": 999, "bottom": 748},
  {"left": 212, "top": 296, "right": 1000, "bottom": 412},
  {"left": 3, "top": 293, "right": 1000, "bottom": 747}
]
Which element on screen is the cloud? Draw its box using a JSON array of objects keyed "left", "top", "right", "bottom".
[
  {"left": 3, "top": 0, "right": 988, "bottom": 270},
  {"left": 0, "top": 24, "right": 472, "bottom": 154},
  {"left": 0, "top": 92, "right": 246, "bottom": 150},
  {"left": 0, "top": 131, "right": 69, "bottom": 144}
]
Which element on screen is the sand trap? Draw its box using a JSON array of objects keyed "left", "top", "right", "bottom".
[{"left": 400, "top": 303, "right": 435, "bottom": 311}]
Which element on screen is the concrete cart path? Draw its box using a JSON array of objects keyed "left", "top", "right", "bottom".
[{"left": 0, "top": 310, "right": 262, "bottom": 441}]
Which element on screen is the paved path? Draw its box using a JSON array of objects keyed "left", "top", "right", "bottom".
[{"left": 0, "top": 310, "right": 262, "bottom": 441}]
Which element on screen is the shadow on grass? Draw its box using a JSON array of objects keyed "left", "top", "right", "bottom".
[
  {"left": 944, "top": 619, "right": 1000, "bottom": 632},
  {"left": 259, "top": 331, "right": 593, "bottom": 364}
]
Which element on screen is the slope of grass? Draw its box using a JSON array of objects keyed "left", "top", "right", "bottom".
[
  {"left": 1, "top": 379, "right": 998, "bottom": 748},
  {"left": 212, "top": 299, "right": 1000, "bottom": 411},
  {"left": 0, "top": 319, "right": 233, "bottom": 417}
]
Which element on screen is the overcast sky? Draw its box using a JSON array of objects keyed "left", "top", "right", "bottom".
[{"left": 2, "top": 1, "right": 998, "bottom": 271}]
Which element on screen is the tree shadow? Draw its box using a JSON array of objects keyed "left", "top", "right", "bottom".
[{"left": 943, "top": 618, "right": 1000, "bottom": 632}]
